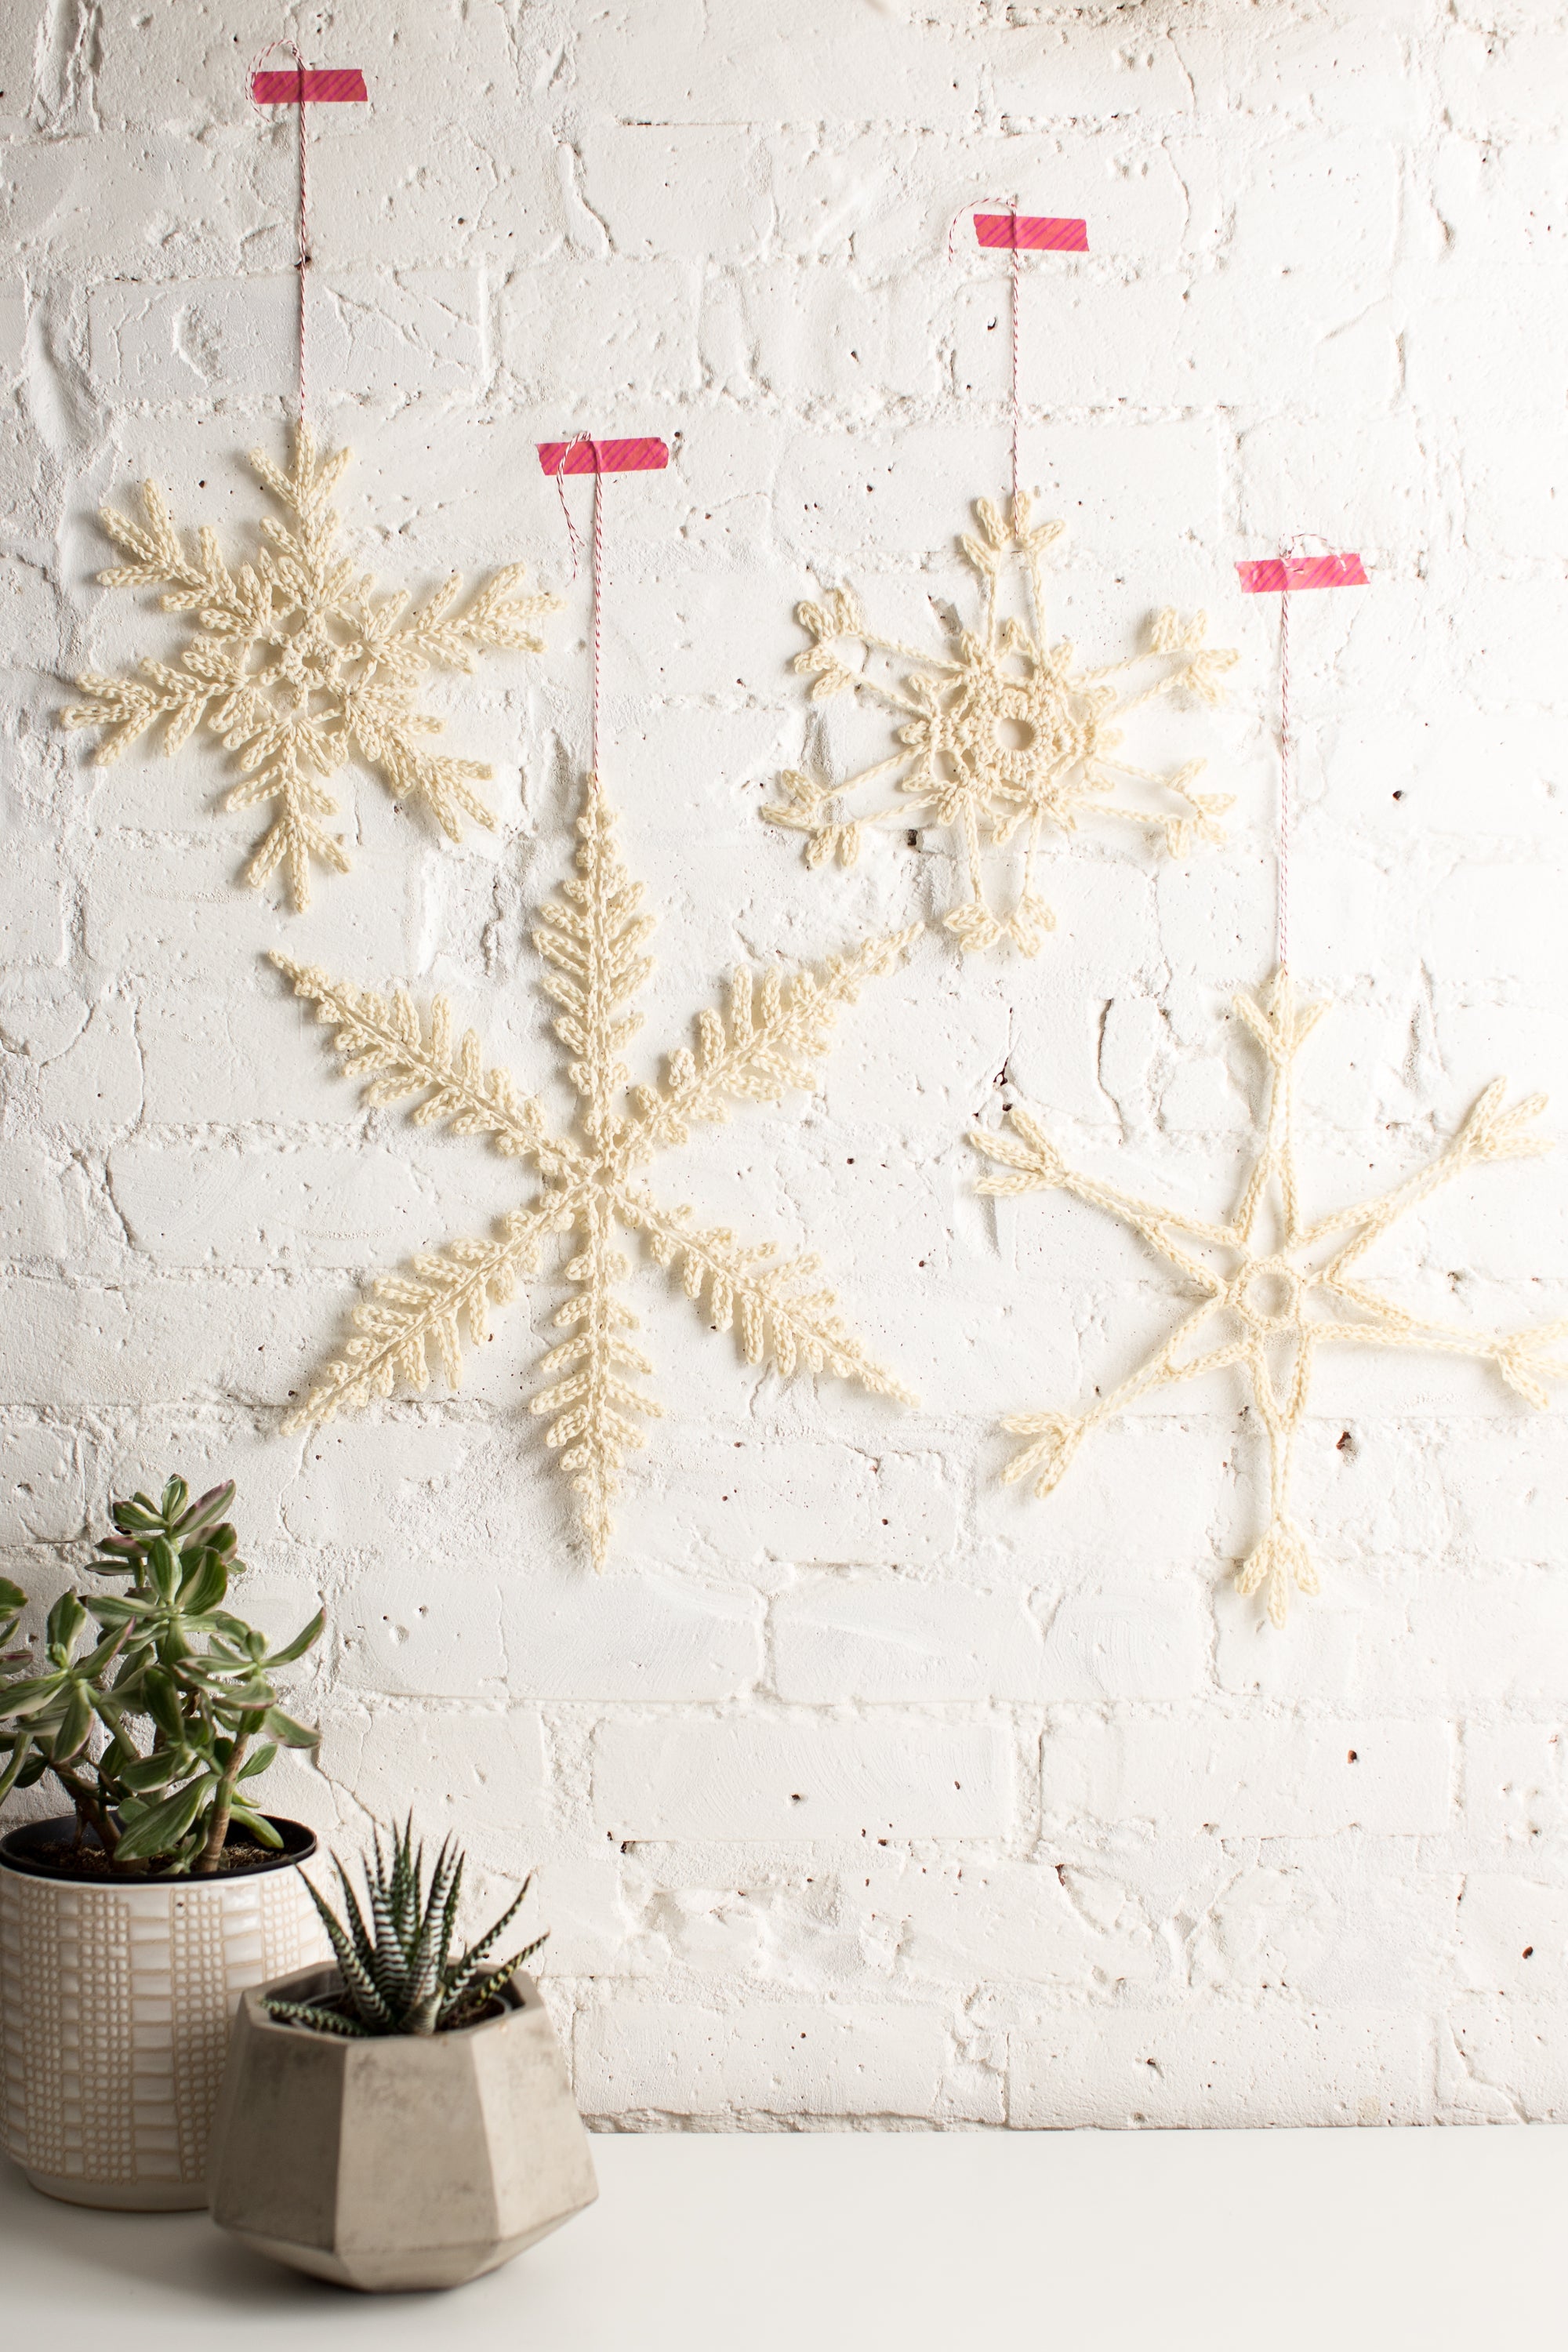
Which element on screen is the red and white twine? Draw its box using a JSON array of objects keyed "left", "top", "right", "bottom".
[
  {"left": 250, "top": 39, "right": 312, "bottom": 423},
  {"left": 948, "top": 198, "right": 1022, "bottom": 510},
  {"left": 551, "top": 438, "right": 607, "bottom": 780},
  {"left": 1277, "top": 575, "right": 1293, "bottom": 975}
]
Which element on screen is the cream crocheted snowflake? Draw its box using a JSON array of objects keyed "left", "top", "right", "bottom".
[
  {"left": 767, "top": 494, "right": 1236, "bottom": 955},
  {"left": 275, "top": 775, "right": 917, "bottom": 1565},
  {"left": 973, "top": 971, "right": 1568, "bottom": 1624},
  {"left": 62, "top": 428, "right": 558, "bottom": 909}
]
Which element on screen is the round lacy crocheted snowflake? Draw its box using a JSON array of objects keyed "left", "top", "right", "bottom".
[{"left": 768, "top": 494, "right": 1236, "bottom": 955}]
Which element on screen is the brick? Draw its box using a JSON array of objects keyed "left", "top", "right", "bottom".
[
  {"left": 1454, "top": 1875, "right": 1568, "bottom": 1999},
  {"left": 574, "top": 1994, "right": 953, "bottom": 2119},
  {"left": 1189, "top": 1853, "right": 1454, "bottom": 2006},
  {"left": 32, "top": 996, "right": 143, "bottom": 1127},
  {"left": 620, "top": 1436, "right": 960, "bottom": 1572},
  {"left": 1443, "top": 1998, "right": 1568, "bottom": 2122},
  {"left": 336, "top": 1558, "right": 508, "bottom": 1701},
  {"left": 1457, "top": 1726, "right": 1568, "bottom": 1860},
  {"left": 504, "top": 1566, "right": 763, "bottom": 1702},
  {"left": 86, "top": 269, "right": 485, "bottom": 404},
  {"left": 107, "top": 1143, "right": 429, "bottom": 1270},
  {"left": 1009, "top": 2000, "right": 1428, "bottom": 2127},
  {"left": 1047, "top": 1715, "right": 1452, "bottom": 1838},
  {"left": 574, "top": 126, "right": 771, "bottom": 264},
  {"left": 0, "top": 1145, "right": 71, "bottom": 1264},
  {"left": 883, "top": 1857, "right": 1161, "bottom": 1991},
  {"left": 593, "top": 1716, "right": 1014, "bottom": 1841},
  {"left": 1036, "top": 1574, "right": 1213, "bottom": 1702},
  {"left": 319, "top": 1703, "right": 547, "bottom": 1864},
  {"left": 1439, "top": 24, "right": 1568, "bottom": 139},
  {"left": 0, "top": 1418, "right": 83, "bottom": 1543},
  {"left": 503, "top": 260, "right": 702, "bottom": 404},
  {"left": 771, "top": 1573, "right": 1048, "bottom": 1704}
]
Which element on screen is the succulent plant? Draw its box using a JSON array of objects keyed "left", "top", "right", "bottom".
[
  {"left": 267, "top": 1816, "right": 546, "bottom": 2038},
  {"left": 0, "top": 1475, "right": 323, "bottom": 1875}
]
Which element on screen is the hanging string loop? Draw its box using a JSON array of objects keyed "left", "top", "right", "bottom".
[
  {"left": 1272, "top": 530, "right": 1340, "bottom": 977},
  {"left": 946, "top": 195, "right": 1021, "bottom": 512},
  {"left": 551, "top": 437, "right": 605, "bottom": 781},
  {"left": 249, "top": 38, "right": 311, "bottom": 423}
]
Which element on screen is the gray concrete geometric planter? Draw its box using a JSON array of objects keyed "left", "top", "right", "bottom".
[{"left": 207, "top": 1964, "right": 597, "bottom": 2290}]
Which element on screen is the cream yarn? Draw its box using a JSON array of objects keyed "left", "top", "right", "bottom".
[
  {"left": 973, "top": 970, "right": 1568, "bottom": 1624},
  {"left": 275, "top": 776, "right": 916, "bottom": 1566},
  {"left": 768, "top": 494, "right": 1236, "bottom": 955},
  {"left": 64, "top": 428, "right": 558, "bottom": 909}
]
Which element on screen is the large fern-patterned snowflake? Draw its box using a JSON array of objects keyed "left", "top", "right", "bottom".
[
  {"left": 973, "top": 971, "right": 1568, "bottom": 1625},
  {"left": 62, "top": 428, "right": 558, "bottom": 909},
  {"left": 275, "top": 775, "right": 917, "bottom": 1565},
  {"left": 766, "top": 493, "right": 1236, "bottom": 956}
]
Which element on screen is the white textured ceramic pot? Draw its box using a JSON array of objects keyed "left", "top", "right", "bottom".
[{"left": 0, "top": 1814, "right": 327, "bottom": 2211}]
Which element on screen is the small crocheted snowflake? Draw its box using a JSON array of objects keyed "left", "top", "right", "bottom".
[
  {"left": 63, "top": 428, "right": 559, "bottom": 909},
  {"left": 275, "top": 775, "right": 917, "bottom": 1566},
  {"left": 767, "top": 494, "right": 1236, "bottom": 955},
  {"left": 973, "top": 971, "right": 1568, "bottom": 1624}
]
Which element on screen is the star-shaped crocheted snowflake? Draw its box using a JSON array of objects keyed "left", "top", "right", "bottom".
[
  {"left": 766, "top": 494, "right": 1236, "bottom": 955},
  {"left": 62, "top": 428, "right": 559, "bottom": 909},
  {"left": 274, "top": 775, "right": 917, "bottom": 1565},
  {"left": 973, "top": 971, "right": 1568, "bottom": 1624}
]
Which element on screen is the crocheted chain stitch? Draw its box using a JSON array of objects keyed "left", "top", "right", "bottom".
[
  {"left": 275, "top": 775, "right": 917, "bottom": 1566},
  {"left": 766, "top": 494, "right": 1236, "bottom": 955},
  {"left": 63, "top": 428, "right": 558, "bottom": 909},
  {"left": 972, "top": 970, "right": 1568, "bottom": 1624}
]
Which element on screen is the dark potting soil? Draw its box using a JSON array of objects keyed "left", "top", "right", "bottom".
[
  {"left": 21, "top": 1837, "right": 281, "bottom": 1882},
  {"left": 274, "top": 1991, "right": 511, "bottom": 2036}
]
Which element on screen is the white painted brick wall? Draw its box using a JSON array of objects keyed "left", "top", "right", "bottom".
[{"left": 2, "top": 0, "right": 1567, "bottom": 2131}]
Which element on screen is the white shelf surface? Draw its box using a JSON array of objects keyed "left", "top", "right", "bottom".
[{"left": 4, "top": 2125, "right": 1563, "bottom": 2349}]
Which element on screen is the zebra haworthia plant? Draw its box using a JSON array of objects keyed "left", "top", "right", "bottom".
[{"left": 267, "top": 1816, "right": 546, "bottom": 2038}]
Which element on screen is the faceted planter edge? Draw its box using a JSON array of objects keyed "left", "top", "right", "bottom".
[
  {"left": 209, "top": 1963, "right": 598, "bottom": 2290},
  {"left": 0, "top": 1813, "right": 325, "bottom": 2211}
]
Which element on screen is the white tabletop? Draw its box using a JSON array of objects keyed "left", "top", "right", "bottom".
[{"left": 3, "top": 2125, "right": 1561, "bottom": 2349}]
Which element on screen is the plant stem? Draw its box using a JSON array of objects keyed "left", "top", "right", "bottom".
[
  {"left": 48, "top": 1760, "right": 121, "bottom": 1860},
  {"left": 193, "top": 1719, "right": 252, "bottom": 1876}
]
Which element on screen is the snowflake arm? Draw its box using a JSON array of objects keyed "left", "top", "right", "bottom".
[
  {"left": 60, "top": 485, "right": 248, "bottom": 760},
  {"left": 792, "top": 586, "right": 933, "bottom": 714},
  {"left": 1079, "top": 757, "right": 1235, "bottom": 859},
  {"left": 971, "top": 1105, "right": 1233, "bottom": 1283},
  {"left": 344, "top": 692, "right": 495, "bottom": 842},
  {"left": 761, "top": 769, "right": 869, "bottom": 871},
  {"left": 532, "top": 777, "right": 657, "bottom": 1152},
  {"left": 229, "top": 727, "right": 350, "bottom": 908},
  {"left": 1301, "top": 1080, "right": 1552, "bottom": 1256},
  {"left": 619, "top": 1189, "right": 917, "bottom": 1404},
  {"left": 367, "top": 565, "right": 560, "bottom": 673},
  {"left": 270, "top": 953, "right": 554, "bottom": 1165},
  {"left": 1000, "top": 1305, "right": 1248, "bottom": 1497},
  {"left": 529, "top": 1192, "right": 660, "bottom": 1568},
  {"left": 625, "top": 926, "right": 920, "bottom": 1161},
  {"left": 281, "top": 1205, "right": 562, "bottom": 1432},
  {"left": 1085, "top": 608, "right": 1240, "bottom": 710},
  {"left": 1306, "top": 1298, "right": 1568, "bottom": 1410}
]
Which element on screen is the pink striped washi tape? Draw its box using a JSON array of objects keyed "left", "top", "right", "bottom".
[
  {"left": 975, "top": 214, "right": 1089, "bottom": 253},
  {"left": 252, "top": 68, "right": 368, "bottom": 103},
  {"left": 536, "top": 438, "right": 670, "bottom": 476},
  {"left": 1236, "top": 552, "right": 1367, "bottom": 593}
]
